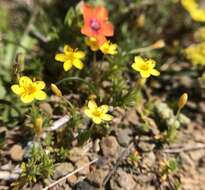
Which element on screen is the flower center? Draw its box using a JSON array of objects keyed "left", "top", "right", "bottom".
[
  {"left": 90, "top": 19, "right": 101, "bottom": 31},
  {"left": 140, "top": 63, "right": 149, "bottom": 71},
  {"left": 93, "top": 109, "right": 101, "bottom": 117},
  {"left": 25, "top": 84, "right": 36, "bottom": 95}
]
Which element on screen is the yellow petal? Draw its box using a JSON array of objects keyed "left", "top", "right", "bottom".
[
  {"left": 74, "top": 51, "right": 85, "bottom": 59},
  {"left": 19, "top": 76, "right": 32, "bottom": 87},
  {"left": 88, "top": 100, "right": 97, "bottom": 111},
  {"left": 151, "top": 69, "right": 160, "bottom": 76},
  {"left": 55, "top": 54, "right": 68, "bottom": 62},
  {"left": 34, "top": 81, "right": 45, "bottom": 90},
  {"left": 101, "top": 114, "right": 113, "bottom": 121},
  {"left": 63, "top": 60, "right": 72, "bottom": 71},
  {"left": 35, "top": 90, "right": 47, "bottom": 100},
  {"left": 98, "top": 105, "right": 109, "bottom": 114},
  {"left": 147, "top": 59, "right": 156, "bottom": 68},
  {"left": 131, "top": 63, "right": 141, "bottom": 71},
  {"left": 84, "top": 109, "right": 93, "bottom": 118},
  {"left": 140, "top": 71, "right": 150, "bottom": 78},
  {"left": 134, "top": 56, "right": 144, "bottom": 64},
  {"left": 21, "top": 94, "right": 35, "bottom": 103},
  {"left": 92, "top": 116, "right": 102, "bottom": 124},
  {"left": 73, "top": 59, "right": 84, "bottom": 70},
  {"left": 11, "top": 85, "right": 22, "bottom": 95},
  {"left": 64, "top": 45, "right": 73, "bottom": 54}
]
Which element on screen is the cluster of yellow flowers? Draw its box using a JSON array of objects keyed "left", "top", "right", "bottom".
[
  {"left": 11, "top": 3, "right": 161, "bottom": 125},
  {"left": 185, "top": 42, "right": 205, "bottom": 65},
  {"left": 181, "top": 0, "right": 205, "bottom": 22}
]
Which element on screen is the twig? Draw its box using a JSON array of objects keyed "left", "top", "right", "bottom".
[
  {"left": 42, "top": 158, "right": 98, "bottom": 190},
  {"left": 45, "top": 115, "right": 70, "bottom": 131},
  {"left": 103, "top": 142, "right": 134, "bottom": 186},
  {"left": 164, "top": 143, "right": 205, "bottom": 153}
]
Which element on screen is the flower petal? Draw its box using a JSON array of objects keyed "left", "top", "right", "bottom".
[
  {"left": 92, "top": 116, "right": 102, "bottom": 124},
  {"left": 64, "top": 45, "right": 73, "bottom": 55},
  {"left": 101, "top": 114, "right": 113, "bottom": 121},
  {"left": 101, "top": 22, "right": 114, "bottom": 36},
  {"left": 73, "top": 59, "right": 84, "bottom": 70},
  {"left": 131, "top": 63, "right": 141, "bottom": 71},
  {"left": 96, "top": 35, "right": 107, "bottom": 46},
  {"left": 83, "top": 4, "right": 94, "bottom": 21},
  {"left": 140, "top": 71, "right": 151, "bottom": 78},
  {"left": 74, "top": 51, "right": 85, "bottom": 59},
  {"left": 84, "top": 109, "right": 93, "bottom": 118},
  {"left": 151, "top": 69, "right": 160, "bottom": 76},
  {"left": 55, "top": 54, "right": 68, "bottom": 62},
  {"left": 21, "top": 94, "right": 35, "bottom": 103},
  {"left": 35, "top": 90, "right": 47, "bottom": 100},
  {"left": 19, "top": 76, "right": 32, "bottom": 87},
  {"left": 11, "top": 85, "right": 22, "bottom": 95},
  {"left": 63, "top": 60, "right": 72, "bottom": 71},
  {"left": 96, "top": 6, "right": 108, "bottom": 21},
  {"left": 134, "top": 56, "right": 144, "bottom": 64},
  {"left": 88, "top": 100, "right": 97, "bottom": 111},
  {"left": 34, "top": 81, "right": 45, "bottom": 90},
  {"left": 98, "top": 105, "right": 109, "bottom": 114}
]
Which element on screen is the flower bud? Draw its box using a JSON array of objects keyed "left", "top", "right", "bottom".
[
  {"left": 34, "top": 117, "right": 43, "bottom": 135},
  {"left": 51, "top": 83, "right": 62, "bottom": 97},
  {"left": 178, "top": 93, "right": 188, "bottom": 110}
]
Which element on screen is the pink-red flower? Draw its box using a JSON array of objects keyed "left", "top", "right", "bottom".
[{"left": 81, "top": 3, "right": 114, "bottom": 46}]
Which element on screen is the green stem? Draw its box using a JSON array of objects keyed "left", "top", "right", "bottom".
[{"left": 56, "top": 77, "right": 97, "bottom": 94}]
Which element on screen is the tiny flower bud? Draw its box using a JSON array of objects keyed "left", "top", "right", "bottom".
[
  {"left": 88, "top": 94, "right": 97, "bottom": 100},
  {"left": 150, "top": 40, "right": 165, "bottom": 49},
  {"left": 178, "top": 93, "right": 188, "bottom": 110},
  {"left": 34, "top": 117, "right": 43, "bottom": 135},
  {"left": 51, "top": 84, "right": 62, "bottom": 97}
]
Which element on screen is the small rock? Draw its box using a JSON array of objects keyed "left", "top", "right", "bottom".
[
  {"left": 142, "top": 152, "right": 156, "bottom": 168},
  {"left": 39, "top": 102, "right": 53, "bottom": 115},
  {"left": 124, "top": 109, "right": 138, "bottom": 125},
  {"left": 87, "top": 169, "right": 107, "bottom": 188},
  {"left": 69, "top": 147, "right": 85, "bottom": 162},
  {"left": 9, "top": 144, "right": 24, "bottom": 161},
  {"left": 93, "top": 139, "right": 100, "bottom": 153},
  {"left": 75, "top": 156, "right": 90, "bottom": 176},
  {"left": 0, "top": 171, "right": 10, "bottom": 180},
  {"left": 100, "top": 136, "right": 119, "bottom": 157},
  {"left": 110, "top": 169, "right": 136, "bottom": 190},
  {"left": 116, "top": 128, "right": 132, "bottom": 147},
  {"left": 67, "top": 174, "right": 77, "bottom": 186},
  {"left": 138, "top": 137, "right": 155, "bottom": 152},
  {"left": 75, "top": 181, "right": 98, "bottom": 190},
  {"left": 53, "top": 163, "right": 74, "bottom": 179}
]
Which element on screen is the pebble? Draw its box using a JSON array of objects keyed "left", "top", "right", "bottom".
[
  {"left": 53, "top": 162, "right": 74, "bottom": 179},
  {"left": 75, "top": 156, "right": 90, "bottom": 176},
  {"left": 110, "top": 169, "right": 136, "bottom": 190},
  {"left": 75, "top": 181, "right": 98, "bottom": 190},
  {"left": 100, "top": 136, "right": 119, "bottom": 157},
  {"left": 116, "top": 128, "right": 132, "bottom": 147},
  {"left": 67, "top": 174, "right": 77, "bottom": 186},
  {"left": 87, "top": 169, "right": 107, "bottom": 188},
  {"left": 69, "top": 147, "right": 85, "bottom": 162},
  {"left": 9, "top": 144, "right": 24, "bottom": 161}
]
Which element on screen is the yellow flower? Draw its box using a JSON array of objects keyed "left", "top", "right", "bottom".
[
  {"left": 181, "top": 0, "right": 205, "bottom": 22},
  {"left": 51, "top": 83, "right": 62, "bottom": 97},
  {"left": 131, "top": 56, "right": 160, "bottom": 78},
  {"left": 11, "top": 76, "right": 47, "bottom": 103},
  {"left": 55, "top": 45, "right": 85, "bottom": 71},
  {"left": 84, "top": 100, "right": 113, "bottom": 124},
  {"left": 185, "top": 42, "right": 205, "bottom": 65},
  {"left": 85, "top": 37, "right": 99, "bottom": 51},
  {"left": 100, "top": 41, "right": 118, "bottom": 55}
]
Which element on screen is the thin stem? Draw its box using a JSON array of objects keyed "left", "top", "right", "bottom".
[{"left": 56, "top": 77, "right": 97, "bottom": 94}]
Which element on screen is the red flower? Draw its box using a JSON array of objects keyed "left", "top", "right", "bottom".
[{"left": 81, "top": 3, "right": 114, "bottom": 46}]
